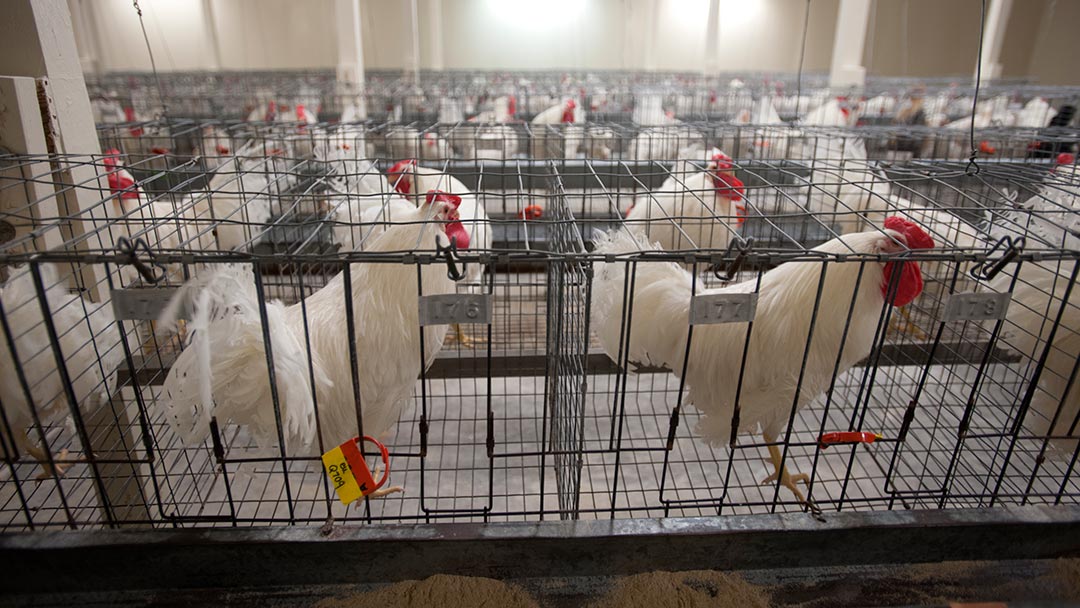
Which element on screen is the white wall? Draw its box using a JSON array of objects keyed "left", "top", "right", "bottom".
[{"left": 66, "top": 0, "right": 1077, "bottom": 83}]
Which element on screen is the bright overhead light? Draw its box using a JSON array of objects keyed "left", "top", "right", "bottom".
[{"left": 486, "top": 0, "right": 585, "bottom": 29}]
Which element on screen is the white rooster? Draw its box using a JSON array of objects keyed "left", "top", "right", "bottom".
[
  {"left": 625, "top": 151, "right": 746, "bottom": 253},
  {"left": 989, "top": 156, "right": 1079, "bottom": 452},
  {"left": 160, "top": 191, "right": 471, "bottom": 495},
  {"left": 530, "top": 98, "right": 584, "bottom": 159},
  {"left": 386, "top": 159, "right": 493, "bottom": 347},
  {"left": 590, "top": 217, "right": 935, "bottom": 502},
  {"left": 0, "top": 264, "right": 121, "bottom": 478}
]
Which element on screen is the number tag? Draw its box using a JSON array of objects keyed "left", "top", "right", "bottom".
[
  {"left": 111, "top": 287, "right": 186, "bottom": 320},
  {"left": 418, "top": 294, "right": 492, "bottom": 326},
  {"left": 943, "top": 292, "right": 1011, "bottom": 322},
  {"left": 689, "top": 293, "right": 757, "bottom": 325}
]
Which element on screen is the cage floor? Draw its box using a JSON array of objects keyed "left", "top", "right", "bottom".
[{"left": 3, "top": 358, "right": 1078, "bottom": 531}]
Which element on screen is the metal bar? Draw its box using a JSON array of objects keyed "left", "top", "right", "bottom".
[{"left": 1, "top": 506, "right": 1078, "bottom": 594}]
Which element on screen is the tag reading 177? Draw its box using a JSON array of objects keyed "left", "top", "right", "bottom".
[{"left": 321, "top": 437, "right": 383, "bottom": 506}]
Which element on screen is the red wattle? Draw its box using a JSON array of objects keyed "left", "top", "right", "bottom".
[
  {"left": 881, "top": 261, "right": 923, "bottom": 307},
  {"left": 445, "top": 220, "right": 470, "bottom": 250},
  {"left": 561, "top": 99, "right": 577, "bottom": 123},
  {"left": 712, "top": 174, "right": 744, "bottom": 202},
  {"left": 388, "top": 159, "right": 416, "bottom": 194}
]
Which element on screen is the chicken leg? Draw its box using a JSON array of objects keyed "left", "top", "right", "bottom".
[
  {"left": 888, "top": 306, "right": 928, "bottom": 341},
  {"left": 760, "top": 432, "right": 809, "bottom": 503},
  {"left": 25, "top": 444, "right": 70, "bottom": 480},
  {"left": 366, "top": 461, "right": 404, "bottom": 499},
  {"left": 448, "top": 323, "right": 487, "bottom": 349}
]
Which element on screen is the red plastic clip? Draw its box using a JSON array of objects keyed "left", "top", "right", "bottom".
[{"left": 818, "top": 431, "right": 883, "bottom": 449}]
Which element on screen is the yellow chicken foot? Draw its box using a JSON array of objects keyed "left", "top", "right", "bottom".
[
  {"left": 26, "top": 445, "right": 71, "bottom": 480},
  {"left": 449, "top": 323, "right": 487, "bottom": 349},
  {"left": 760, "top": 432, "right": 810, "bottom": 504},
  {"left": 366, "top": 461, "right": 404, "bottom": 499},
  {"left": 888, "top": 306, "right": 928, "bottom": 342}
]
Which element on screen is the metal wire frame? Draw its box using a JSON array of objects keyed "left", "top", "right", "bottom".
[
  {"left": 86, "top": 67, "right": 1080, "bottom": 126},
  {"left": 0, "top": 148, "right": 1077, "bottom": 532}
]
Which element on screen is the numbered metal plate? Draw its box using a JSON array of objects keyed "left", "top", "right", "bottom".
[
  {"left": 418, "top": 294, "right": 492, "bottom": 326},
  {"left": 689, "top": 293, "right": 757, "bottom": 325},
  {"left": 943, "top": 292, "right": 1011, "bottom": 322},
  {"left": 111, "top": 287, "right": 186, "bottom": 321}
]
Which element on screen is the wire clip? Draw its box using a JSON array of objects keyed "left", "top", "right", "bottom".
[
  {"left": 115, "top": 236, "right": 167, "bottom": 284},
  {"left": 436, "top": 235, "right": 468, "bottom": 281},
  {"left": 818, "top": 431, "right": 883, "bottom": 449},
  {"left": 970, "top": 235, "right": 1025, "bottom": 281},
  {"left": 321, "top": 435, "right": 391, "bottom": 506},
  {"left": 713, "top": 236, "right": 754, "bottom": 282}
]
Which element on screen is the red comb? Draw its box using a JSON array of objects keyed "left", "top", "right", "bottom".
[
  {"left": 883, "top": 216, "right": 935, "bottom": 250},
  {"left": 507, "top": 96, "right": 517, "bottom": 116},
  {"left": 388, "top": 158, "right": 416, "bottom": 176},
  {"left": 1057, "top": 152, "right": 1076, "bottom": 166},
  {"left": 710, "top": 152, "right": 734, "bottom": 171},
  {"left": 425, "top": 190, "right": 462, "bottom": 209},
  {"left": 979, "top": 140, "right": 997, "bottom": 155},
  {"left": 216, "top": 144, "right": 230, "bottom": 154},
  {"left": 150, "top": 147, "right": 169, "bottom": 155}
]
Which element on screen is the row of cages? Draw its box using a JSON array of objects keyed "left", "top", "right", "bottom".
[
  {"left": 87, "top": 69, "right": 1080, "bottom": 125},
  {"left": 95, "top": 119, "right": 1080, "bottom": 175},
  {"left": 0, "top": 141, "right": 1078, "bottom": 532}
]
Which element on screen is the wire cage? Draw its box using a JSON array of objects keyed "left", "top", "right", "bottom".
[{"left": 1, "top": 118, "right": 1078, "bottom": 536}]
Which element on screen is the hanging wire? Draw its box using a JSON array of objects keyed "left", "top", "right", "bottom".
[
  {"left": 794, "top": 0, "right": 812, "bottom": 122},
  {"left": 966, "top": 0, "right": 988, "bottom": 175},
  {"left": 131, "top": 0, "right": 169, "bottom": 120}
]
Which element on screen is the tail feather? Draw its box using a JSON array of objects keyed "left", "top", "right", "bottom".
[
  {"left": 590, "top": 229, "right": 693, "bottom": 370},
  {"left": 161, "top": 265, "right": 328, "bottom": 449}
]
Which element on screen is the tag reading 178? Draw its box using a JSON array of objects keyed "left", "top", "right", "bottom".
[{"left": 321, "top": 436, "right": 390, "bottom": 506}]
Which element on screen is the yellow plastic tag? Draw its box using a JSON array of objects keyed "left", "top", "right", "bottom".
[{"left": 322, "top": 446, "right": 363, "bottom": 505}]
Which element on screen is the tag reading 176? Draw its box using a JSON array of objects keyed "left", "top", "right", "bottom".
[{"left": 321, "top": 436, "right": 391, "bottom": 505}]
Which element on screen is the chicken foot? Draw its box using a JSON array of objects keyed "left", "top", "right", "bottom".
[
  {"left": 25, "top": 445, "right": 71, "bottom": 480},
  {"left": 448, "top": 323, "right": 487, "bottom": 349},
  {"left": 760, "top": 432, "right": 809, "bottom": 504},
  {"left": 888, "top": 306, "right": 928, "bottom": 342},
  {"left": 366, "top": 461, "right": 404, "bottom": 499}
]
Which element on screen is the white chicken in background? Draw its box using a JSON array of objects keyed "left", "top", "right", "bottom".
[
  {"left": 625, "top": 151, "right": 747, "bottom": 253},
  {"left": 582, "top": 124, "right": 618, "bottom": 160},
  {"left": 313, "top": 138, "right": 401, "bottom": 251},
  {"left": 799, "top": 97, "right": 859, "bottom": 128},
  {"left": 742, "top": 97, "right": 790, "bottom": 160},
  {"left": 989, "top": 155, "right": 1079, "bottom": 452},
  {"left": 386, "top": 159, "right": 493, "bottom": 347},
  {"left": 386, "top": 126, "right": 453, "bottom": 161},
  {"left": 1015, "top": 97, "right": 1056, "bottom": 129},
  {"left": 590, "top": 217, "right": 936, "bottom": 501},
  {"left": 626, "top": 124, "right": 706, "bottom": 161},
  {"left": 530, "top": 98, "right": 584, "bottom": 159},
  {"left": 862, "top": 95, "right": 898, "bottom": 118},
  {"left": 160, "top": 191, "right": 471, "bottom": 481},
  {"left": 942, "top": 94, "right": 1016, "bottom": 159},
  {"left": 0, "top": 264, "right": 122, "bottom": 479}
]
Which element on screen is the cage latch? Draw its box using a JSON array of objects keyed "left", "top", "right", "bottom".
[
  {"left": 419, "top": 414, "right": 429, "bottom": 458},
  {"left": 115, "top": 236, "right": 167, "bottom": 285},
  {"left": 486, "top": 411, "right": 496, "bottom": 457},
  {"left": 436, "top": 236, "right": 468, "bottom": 282},
  {"left": 970, "top": 235, "right": 1024, "bottom": 282},
  {"left": 665, "top": 406, "right": 681, "bottom": 451},
  {"left": 713, "top": 236, "right": 754, "bottom": 282}
]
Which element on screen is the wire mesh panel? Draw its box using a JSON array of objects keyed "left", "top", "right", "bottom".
[{"left": 1, "top": 114, "right": 1079, "bottom": 537}]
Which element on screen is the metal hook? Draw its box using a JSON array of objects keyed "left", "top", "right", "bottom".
[
  {"left": 436, "top": 235, "right": 468, "bottom": 282},
  {"left": 970, "top": 235, "right": 1024, "bottom": 282},
  {"left": 713, "top": 237, "right": 754, "bottom": 282},
  {"left": 115, "top": 236, "right": 167, "bottom": 285}
]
